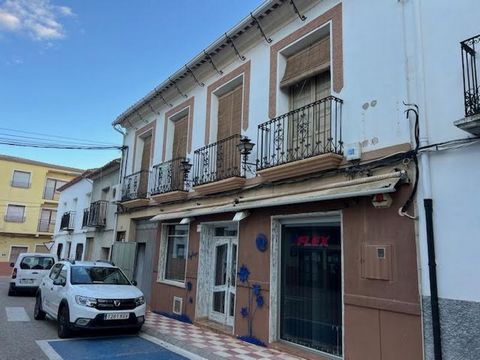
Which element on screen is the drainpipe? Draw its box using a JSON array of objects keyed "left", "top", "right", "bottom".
[{"left": 402, "top": 0, "right": 442, "bottom": 358}]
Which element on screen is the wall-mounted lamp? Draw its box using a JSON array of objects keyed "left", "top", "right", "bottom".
[
  {"left": 237, "top": 137, "right": 256, "bottom": 174},
  {"left": 180, "top": 158, "right": 193, "bottom": 185}
]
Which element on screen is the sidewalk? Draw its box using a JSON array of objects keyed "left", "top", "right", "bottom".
[{"left": 142, "top": 311, "right": 304, "bottom": 360}]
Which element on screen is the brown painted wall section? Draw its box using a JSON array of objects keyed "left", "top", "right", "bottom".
[{"left": 149, "top": 185, "right": 422, "bottom": 359}]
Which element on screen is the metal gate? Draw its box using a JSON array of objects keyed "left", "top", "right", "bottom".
[
  {"left": 133, "top": 220, "right": 158, "bottom": 303},
  {"left": 111, "top": 242, "right": 137, "bottom": 281}
]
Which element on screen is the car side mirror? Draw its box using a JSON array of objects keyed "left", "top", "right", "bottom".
[
  {"left": 9, "top": 262, "right": 14, "bottom": 268},
  {"left": 131, "top": 280, "right": 137, "bottom": 286},
  {"left": 53, "top": 278, "right": 66, "bottom": 287}
]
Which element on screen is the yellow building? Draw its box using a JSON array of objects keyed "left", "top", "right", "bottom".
[{"left": 0, "top": 154, "right": 82, "bottom": 275}]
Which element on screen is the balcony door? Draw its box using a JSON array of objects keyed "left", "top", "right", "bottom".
[
  {"left": 171, "top": 116, "right": 188, "bottom": 190},
  {"left": 288, "top": 72, "right": 331, "bottom": 160},
  {"left": 216, "top": 85, "right": 242, "bottom": 180},
  {"left": 39, "top": 208, "right": 56, "bottom": 233},
  {"left": 209, "top": 237, "right": 238, "bottom": 327},
  {"left": 138, "top": 134, "right": 152, "bottom": 197}
]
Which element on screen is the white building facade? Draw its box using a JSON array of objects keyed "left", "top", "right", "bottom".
[
  {"left": 111, "top": 1, "right": 480, "bottom": 359},
  {"left": 52, "top": 175, "right": 92, "bottom": 261}
]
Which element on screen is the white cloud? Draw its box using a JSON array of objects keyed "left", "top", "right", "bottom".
[
  {"left": 0, "top": 0, "right": 74, "bottom": 41},
  {"left": 0, "top": 10, "right": 20, "bottom": 30}
]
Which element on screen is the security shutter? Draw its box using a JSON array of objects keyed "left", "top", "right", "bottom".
[
  {"left": 139, "top": 134, "right": 152, "bottom": 196},
  {"left": 217, "top": 85, "right": 243, "bottom": 140},
  {"left": 216, "top": 85, "right": 243, "bottom": 179},
  {"left": 173, "top": 116, "right": 188, "bottom": 159},
  {"left": 281, "top": 36, "right": 330, "bottom": 89}
]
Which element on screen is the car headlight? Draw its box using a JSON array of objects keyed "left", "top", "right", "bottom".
[
  {"left": 75, "top": 295, "right": 97, "bottom": 307},
  {"left": 135, "top": 296, "right": 145, "bottom": 307}
]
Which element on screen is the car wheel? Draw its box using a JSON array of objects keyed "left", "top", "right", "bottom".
[
  {"left": 57, "top": 305, "right": 72, "bottom": 338},
  {"left": 34, "top": 294, "right": 46, "bottom": 320},
  {"left": 7, "top": 284, "right": 16, "bottom": 296}
]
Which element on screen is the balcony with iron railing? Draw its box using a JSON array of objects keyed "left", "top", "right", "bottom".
[
  {"left": 121, "top": 170, "right": 150, "bottom": 207},
  {"left": 150, "top": 157, "right": 191, "bottom": 203},
  {"left": 87, "top": 200, "right": 108, "bottom": 227},
  {"left": 456, "top": 34, "right": 480, "bottom": 135},
  {"left": 256, "top": 96, "right": 344, "bottom": 181},
  {"left": 60, "top": 211, "right": 75, "bottom": 231},
  {"left": 192, "top": 134, "right": 253, "bottom": 195},
  {"left": 37, "top": 219, "right": 55, "bottom": 233}
]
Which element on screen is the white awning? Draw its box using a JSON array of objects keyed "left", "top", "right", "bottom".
[{"left": 151, "top": 172, "right": 406, "bottom": 222}]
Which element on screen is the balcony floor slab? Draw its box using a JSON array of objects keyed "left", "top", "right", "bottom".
[{"left": 258, "top": 152, "right": 344, "bottom": 182}]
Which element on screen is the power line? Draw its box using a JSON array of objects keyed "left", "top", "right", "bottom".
[
  {"left": 0, "top": 139, "right": 123, "bottom": 150},
  {"left": 0, "top": 127, "right": 118, "bottom": 146},
  {"left": 0, "top": 132, "right": 118, "bottom": 147}
]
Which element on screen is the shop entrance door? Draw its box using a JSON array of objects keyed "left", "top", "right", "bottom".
[{"left": 209, "top": 237, "right": 238, "bottom": 327}]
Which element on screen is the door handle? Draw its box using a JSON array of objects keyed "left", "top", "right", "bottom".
[
  {"left": 50, "top": 287, "right": 53, "bottom": 290},
  {"left": 32, "top": 272, "right": 39, "bottom": 274}
]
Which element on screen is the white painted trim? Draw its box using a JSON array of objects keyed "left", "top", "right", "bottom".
[{"left": 157, "top": 223, "right": 189, "bottom": 285}]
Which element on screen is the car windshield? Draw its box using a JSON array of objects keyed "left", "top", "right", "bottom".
[
  {"left": 20, "top": 256, "right": 55, "bottom": 270},
  {"left": 70, "top": 266, "right": 131, "bottom": 285}
]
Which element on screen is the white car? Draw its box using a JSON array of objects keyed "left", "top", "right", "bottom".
[
  {"left": 9, "top": 253, "right": 57, "bottom": 296},
  {"left": 34, "top": 260, "right": 146, "bottom": 338}
]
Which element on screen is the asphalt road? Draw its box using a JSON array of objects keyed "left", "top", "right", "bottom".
[{"left": 0, "top": 276, "right": 58, "bottom": 360}]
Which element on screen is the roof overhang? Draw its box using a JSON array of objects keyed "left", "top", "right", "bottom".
[
  {"left": 151, "top": 171, "right": 406, "bottom": 222},
  {"left": 112, "top": 0, "right": 287, "bottom": 126}
]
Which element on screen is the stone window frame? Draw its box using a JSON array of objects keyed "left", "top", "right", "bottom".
[
  {"left": 204, "top": 61, "right": 251, "bottom": 145},
  {"left": 162, "top": 97, "right": 195, "bottom": 162},
  {"left": 269, "top": 3, "right": 343, "bottom": 119},
  {"left": 131, "top": 121, "right": 156, "bottom": 173}
]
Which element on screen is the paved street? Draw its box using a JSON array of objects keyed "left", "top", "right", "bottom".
[
  {"left": 0, "top": 276, "right": 57, "bottom": 360},
  {"left": 0, "top": 277, "right": 201, "bottom": 360},
  {"left": 0, "top": 277, "right": 300, "bottom": 360}
]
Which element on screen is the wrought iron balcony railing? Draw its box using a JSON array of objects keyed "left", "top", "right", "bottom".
[
  {"left": 121, "top": 170, "right": 150, "bottom": 201},
  {"left": 461, "top": 34, "right": 480, "bottom": 117},
  {"left": 37, "top": 219, "right": 55, "bottom": 233},
  {"left": 150, "top": 157, "right": 190, "bottom": 195},
  {"left": 257, "top": 96, "right": 343, "bottom": 170},
  {"left": 87, "top": 200, "right": 108, "bottom": 227},
  {"left": 60, "top": 211, "right": 75, "bottom": 231},
  {"left": 193, "top": 134, "right": 244, "bottom": 186}
]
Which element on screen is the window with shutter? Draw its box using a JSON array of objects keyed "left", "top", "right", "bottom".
[
  {"left": 216, "top": 85, "right": 242, "bottom": 179},
  {"left": 11, "top": 170, "right": 31, "bottom": 188},
  {"left": 281, "top": 36, "right": 330, "bottom": 89},
  {"left": 138, "top": 134, "right": 152, "bottom": 197},
  {"left": 171, "top": 116, "right": 188, "bottom": 189},
  {"left": 284, "top": 37, "right": 332, "bottom": 161},
  {"left": 6, "top": 205, "right": 26, "bottom": 222}
]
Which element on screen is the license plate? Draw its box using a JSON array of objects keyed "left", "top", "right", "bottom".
[
  {"left": 20, "top": 279, "right": 34, "bottom": 284},
  {"left": 104, "top": 313, "right": 129, "bottom": 320}
]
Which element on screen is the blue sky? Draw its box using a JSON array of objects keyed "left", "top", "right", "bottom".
[{"left": 0, "top": 0, "right": 262, "bottom": 170}]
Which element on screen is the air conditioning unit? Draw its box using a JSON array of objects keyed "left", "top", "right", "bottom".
[
  {"left": 172, "top": 296, "right": 183, "bottom": 315},
  {"left": 112, "top": 184, "right": 122, "bottom": 202}
]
